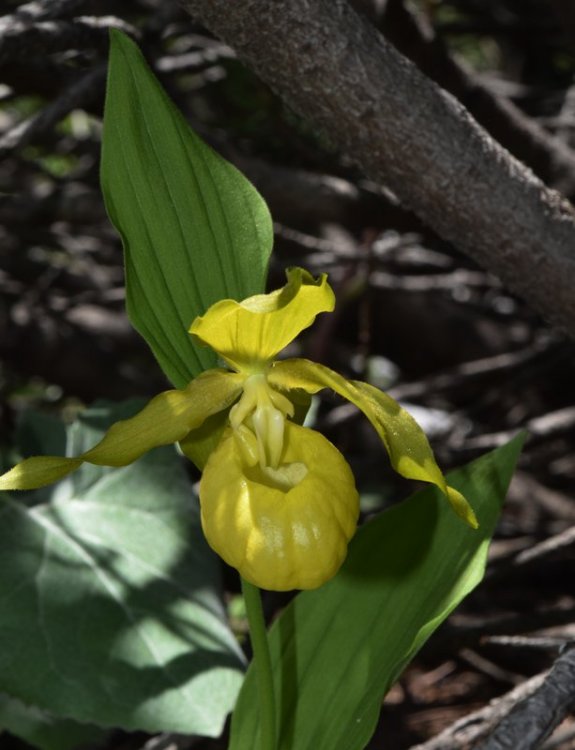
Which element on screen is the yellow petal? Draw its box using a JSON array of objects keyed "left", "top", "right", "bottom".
[
  {"left": 0, "top": 369, "right": 243, "bottom": 491},
  {"left": 269, "top": 359, "right": 478, "bottom": 529},
  {"left": 0, "top": 455, "right": 83, "bottom": 491},
  {"left": 189, "top": 267, "right": 335, "bottom": 372},
  {"left": 199, "top": 421, "right": 359, "bottom": 591}
]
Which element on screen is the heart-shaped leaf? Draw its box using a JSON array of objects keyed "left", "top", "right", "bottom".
[{"left": 0, "top": 404, "right": 245, "bottom": 736}]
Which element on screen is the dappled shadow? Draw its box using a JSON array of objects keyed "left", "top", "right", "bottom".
[{"left": 0, "top": 470, "right": 245, "bottom": 736}]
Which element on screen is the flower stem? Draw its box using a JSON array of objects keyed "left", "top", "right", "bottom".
[{"left": 241, "top": 577, "right": 277, "bottom": 750}]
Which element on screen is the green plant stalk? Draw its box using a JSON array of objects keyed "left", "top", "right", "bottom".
[{"left": 241, "top": 577, "right": 277, "bottom": 750}]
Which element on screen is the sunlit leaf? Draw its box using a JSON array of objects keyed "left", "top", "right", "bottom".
[
  {"left": 0, "top": 404, "right": 245, "bottom": 735},
  {"left": 102, "top": 30, "right": 273, "bottom": 387}
]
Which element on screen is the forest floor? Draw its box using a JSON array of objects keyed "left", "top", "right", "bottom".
[{"left": 1, "top": 1, "right": 574, "bottom": 748}]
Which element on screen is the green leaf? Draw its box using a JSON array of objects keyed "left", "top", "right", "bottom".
[
  {"left": 0, "top": 695, "right": 106, "bottom": 750},
  {"left": 230, "top": 435, "right": 524, "bottom": 750},
  {"left": 101, "top": 30, "right": 273, "bottom": 387},
  {"left": 0, "top": 405, "right": 245, "bottom": 735}
]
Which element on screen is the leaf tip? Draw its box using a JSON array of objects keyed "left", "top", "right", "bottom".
[{"left": 447, "top": 486, "right": 479, "bottom": 529}]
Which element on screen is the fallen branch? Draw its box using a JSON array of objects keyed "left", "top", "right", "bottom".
[
  {"left": 474, "top": 646, "right": 575, "bottom": 750},
  {"left": 181, "top": 0, "right": 575, "bottom": 337},
  {"left": 380, "top": 0, "right": 575, "bottom": 199},
  {"left": 407, "top": 671, "right": 547, "bottom": 749}
]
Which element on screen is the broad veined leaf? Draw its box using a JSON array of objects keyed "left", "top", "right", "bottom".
[
  {"left": 101, "top": 30, "right": 273, "bottom": 387},
  {"left": 230, "top": 435, "right": 524, "bottom": 750},
  {"left": 0, "top": 405, "right": 245, "bottom": 735}
]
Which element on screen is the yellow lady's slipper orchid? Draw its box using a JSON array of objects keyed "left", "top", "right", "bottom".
[{"left": 0, "top": 268, "right": 477, "bottom": 591}]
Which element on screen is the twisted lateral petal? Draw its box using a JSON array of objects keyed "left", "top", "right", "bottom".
[
  {"left": 189, "top": 267, "right": 335, "bottom": 372},
  {"left": 0, "top": 369, "right": 243, "bottom": 491},
  {"left": 269, "top": 359, "right": 478, "bottom": 528},
  {"left": 199, "top": 422, "right": 359, "bottom": 591}
]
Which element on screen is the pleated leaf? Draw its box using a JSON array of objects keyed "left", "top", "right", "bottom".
[
  {"left": 230, "top": 435, "right": 524, "bottom": 750},
  {"left": 101, "top": 30, "right": 273, "bottom": 387}
]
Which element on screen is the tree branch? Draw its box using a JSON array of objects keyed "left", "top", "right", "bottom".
[
  {"left": 408, "top": 671, "right": 548, "bottom": 750},
  {"left": 475, "top": 646, "right": 575, "bottom": 750},
  {"left": 380, "top": 0, "right": 575, "bottom": 199},
  {"left": 180, "top": 0, "right": 575, "bottom": 337}
]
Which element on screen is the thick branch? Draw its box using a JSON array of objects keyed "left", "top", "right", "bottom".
[
  {"left": 180, "top": 0, "right": 575, "bottom": 337},
  {"left": 381, "top": 0, "right": 575, "bottom": 199}
]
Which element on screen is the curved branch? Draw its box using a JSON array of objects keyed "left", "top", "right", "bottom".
[{"left": 180, "top": 0, "right": 575, "bottom": 337}]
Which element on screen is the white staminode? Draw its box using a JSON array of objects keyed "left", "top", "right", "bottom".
[{"left": 230, "top": 373, "right": 294, "bottom": 470}]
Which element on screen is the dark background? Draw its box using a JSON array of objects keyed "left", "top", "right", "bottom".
[{"left": 1, "top": 1, "right": 574, "bottom": 748}]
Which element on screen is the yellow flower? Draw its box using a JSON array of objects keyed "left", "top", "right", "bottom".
[{"left": 0, "top": 268, "right": 477, "bottom": 591}]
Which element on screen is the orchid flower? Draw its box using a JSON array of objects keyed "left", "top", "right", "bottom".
[{"left": 0, "top": 268, "right": 477, "bottom": 591}]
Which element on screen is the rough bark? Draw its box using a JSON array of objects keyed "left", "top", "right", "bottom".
[
  {"left": 380, "top": 0, "right": 575, "bottom": 199},
  {"left": 180, "top": 0, "right": 575, "bottom": 338}
]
